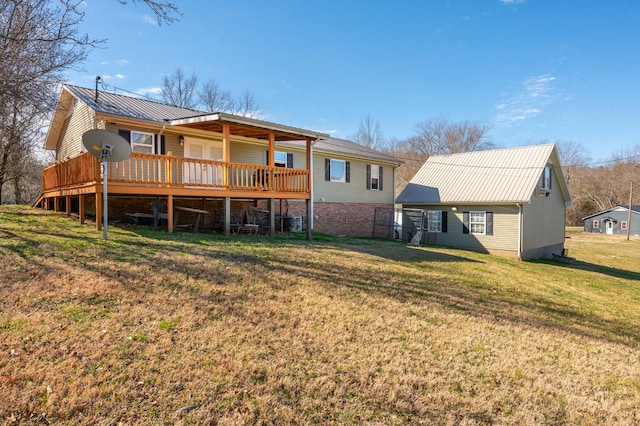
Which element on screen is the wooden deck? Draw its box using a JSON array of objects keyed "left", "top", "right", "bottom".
[{"left": 38, "top": 152, "right": 312, "bottom": 236}]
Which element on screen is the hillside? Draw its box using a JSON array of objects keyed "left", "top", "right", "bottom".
[{"left": 1, "top": 205, "right": 639, "bottom": 425}]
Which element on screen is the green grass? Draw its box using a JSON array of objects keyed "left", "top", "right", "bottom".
[{"left": 1, "top": 205, "right": 640, "bottom": 424}]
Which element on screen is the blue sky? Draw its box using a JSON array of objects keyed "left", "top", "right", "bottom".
[{"left": 66, "top": 1, "right": 640, "bottom": 162}]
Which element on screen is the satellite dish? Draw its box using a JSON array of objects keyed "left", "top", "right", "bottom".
[
  {"left": 82, "top": 130, "right": 132, "bottom": 240},
  {"left": 83, "top": 129, "right": 131, "bottom": 162}
]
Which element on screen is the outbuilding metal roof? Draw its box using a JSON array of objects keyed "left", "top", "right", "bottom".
[{"left": 396, "top": 144, "right": 571, "bottom": 204}]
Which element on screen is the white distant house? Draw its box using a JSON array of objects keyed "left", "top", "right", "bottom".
[{"left": 395, "top": 144, "right": 572, "bottom": 260}]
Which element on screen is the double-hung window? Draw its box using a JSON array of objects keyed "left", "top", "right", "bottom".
[
  {"left": 592, "top": 219, "right": 600, "bottom": 229},
  {"left": 470, "top": 211, "right": 486, "bottom": 235},
  {"left": 274, "top": 151, "right": 293, "bottom": 168},
  {"left": 427, "top": 210, "right": 442, "bottom": 233},
  {"left": 463, "top": 211, "right": 493, "bottom": 235},
  {"left": 366, "top": 164, "right": 383, "bottom": 190},
  {"left": 131, "top": 131, "right": 154, "bottom": 154},
  {"left": 541, "top": 166, "right": 552, "bottom": 190}
]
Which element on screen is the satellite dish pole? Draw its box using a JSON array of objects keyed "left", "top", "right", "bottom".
[{"left": 82, "top": 129, "right": 132, "bottom": 240}]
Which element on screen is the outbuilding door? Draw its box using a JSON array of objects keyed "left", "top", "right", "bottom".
[{"left": 606, "top": 220, "right": 614, "bottom": 234}]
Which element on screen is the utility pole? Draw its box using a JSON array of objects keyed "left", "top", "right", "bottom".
[{"left": 627, "top": 182, "right": 633, "bottom": 241}]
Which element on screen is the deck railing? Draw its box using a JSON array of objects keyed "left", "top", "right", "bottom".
[{"left": 43, "top": 152, "right": 310, "bottom": 193}]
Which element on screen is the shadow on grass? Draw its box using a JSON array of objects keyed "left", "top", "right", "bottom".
[{"left": 531, "top": 259, "right": 640, "bottom": 281}]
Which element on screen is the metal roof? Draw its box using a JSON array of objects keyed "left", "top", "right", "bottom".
[
  {"left": 65, "top": 84, "right": 203, "bottom": 122},
  {"left": 582, "top": 205, "right": 640, "bottom": 220},
  {"left": 280, "top": 137, "right": 401, "bottom": 165},
  {"left": 396, "top": 144, "right": 571, "bottom": 204}
]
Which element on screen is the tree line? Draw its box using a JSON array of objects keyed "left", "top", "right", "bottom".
[{"left": 350, "top": 115, "right": 639, "bottom": 226}]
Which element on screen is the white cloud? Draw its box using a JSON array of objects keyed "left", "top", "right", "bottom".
[
  {"left": 115, "top": 73, "right": 126, "bottom": 80},
  {"left": 142, "top": 15, "right": 157, "bottom": 26},
  {"left": 116, "top": 59, "right": 129, "bottom": 66},
  {"left": 136, "top": 87, "right": 162, "bottom": 96},
  {"left": 500, "top": 0, "right": 525, "bottom": 4},
  {"left": 493, "top": 74, "right": 557, "bottom": 127}
]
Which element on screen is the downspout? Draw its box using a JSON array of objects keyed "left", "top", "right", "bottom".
[{"left": 517, "top": 203, "right": 522, "bottom": 260}]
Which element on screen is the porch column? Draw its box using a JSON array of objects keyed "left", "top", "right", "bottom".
[
  {"left": 306, "top": 199, "right": 312, "bottom": 240},
  {"left": 269, "top": 198, "right": 276, "bottom": 237},
  {"left": 95, "top": 194, "right": 102, "bottom": 231},
  {"left": 222, "top": 124, "right": 230, "bottom": 187},
  {"left": 79, "top": 195, "right": 85, "bottom": 224},
  {"left": 224, "top": 196, "right": 231, "bottom": 236},
  {"left": 167, "top": 194, "right": 174, "bottom": 233}
]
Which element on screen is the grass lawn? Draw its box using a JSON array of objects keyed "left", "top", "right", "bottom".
[{"left": 1, "top": 205, "right": 639, "bottom": 425}]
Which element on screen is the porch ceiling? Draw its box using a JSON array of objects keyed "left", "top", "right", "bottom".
[{"left": 170, "top": 112, "right": 328, "bottom": 142}]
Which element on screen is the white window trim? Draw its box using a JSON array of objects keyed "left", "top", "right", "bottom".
[
  {"left": 427, "top": 210, "right": 442, "bottom": 233},
  {"left": 470, "top": 211, "right": 486, "bottom": 235},
  {"left": 621, "top": 221, "right": 628, "bottom": 230},
  {"left": 274, "top": 151, "right": 288, "bottom": 168},
  {"left": 330, "top": 159, "right": 346, "bottom": 183},
  {"left": 370, "top": 164, "right": 380, "bottom": 190},
  {"left": 131, "top": 130, "right": 155, "bottom": 154},
  {"left": 592, "top": 219, "right": 600, "bottom": 229}
]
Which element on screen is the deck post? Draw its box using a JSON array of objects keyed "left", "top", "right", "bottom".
[
  {"left": 167, "top": 194, "right": 174, "bottom": 233},
  {"left": 224, "top": 196, "right": 231, "bottom": 236},
  {"left": 95, "top": 193, "right": 102, "bottom": 230},
  {"left": 306, "top": 199, "right": 312, "bottom": 240},
  {"left": 79, "top": 195, "right": 85, "bottom": 224},
  {"left": 54, "top": 196, "right": 60, "bottom": 212},
  {"left": 66, "top": 195, "right": 71, "bottom": 216},
  {"left": 269, "top": 198, "right": 276, "bottom": 236}
]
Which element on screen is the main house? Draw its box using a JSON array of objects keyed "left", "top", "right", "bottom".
[
  {"left": 395, "top": 144, "right": 572, "bottom": 260},
  {"left": 582, "top": 205, "right": 640, "bottom": 236},
  {"left": 37, "top": 85, "right": 400, "bottom": 237}
]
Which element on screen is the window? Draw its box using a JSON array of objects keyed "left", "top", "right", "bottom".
[
  {"left": 131, "top": 131, "right": 154, "bottom": 154},
  {"left": 541, "top": 166, "right": 552, "bottom": 190},
  {"left": 427, "top": 210, "right": 442, "bottom": 233},
  {"left": 463, "top": 211, "right": 493, "bottom": 235},
  {"left": 470, "top": 211, "right": 486, "bottom": 235},
  {"left": 592, "top": 219, "right": 600, "bottom": 229},
  {"left": 621, "top": 221, "right": 628, "bottom": 230},
  {"left": 366, "top": 164, "right": 383, "bottom": 190},
  {"left": 273, "top": 151, "right": 293, "bottom": 168},
  {"left": 325, "top": 158, "right": 350, "bottom": 183}
]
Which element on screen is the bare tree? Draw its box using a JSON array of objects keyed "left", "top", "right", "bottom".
[
  {"left": 161, "top": 67, "right": 199, "bottom": 109},
  {"left": 349, "top": 114, "right": 385, "bottom": 150},
  {"left": 117, "top": 0, "right": 181, "bottom": 25},
  {"left": 387, "top": 116, "right": 493, "bottom": 196},
  {"left": 0, "top": 0, "right": 181, "bottom": 203},
  {"left": 226, "top": 90, "right": 261, "bottom": 118},
  {"left": 407, "top": 115, "right": 493, "bottom": 157},
  {"left": 198, "top": 80, "right": 231, "bottom": 112}
]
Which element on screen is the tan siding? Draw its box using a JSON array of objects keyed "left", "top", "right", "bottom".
[
  {"left": 522, "top": 173, "right": 566, "bottom": 252},
  {"left": 313, "top": 154, "right": 394, "bottom": 204},
  {"left": 57, "top": 102, "right": 93, "bottom": 161},
  {"left": 402, "top": 204, "right": 520, "bottom": 253}
]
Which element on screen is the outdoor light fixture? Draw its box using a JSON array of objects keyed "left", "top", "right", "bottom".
[
  {"left": 179, "top": 135, "right": 184, "bottom": 146},
  {"left": 451, "top": 206, "right": 458, "bottom": 212}
]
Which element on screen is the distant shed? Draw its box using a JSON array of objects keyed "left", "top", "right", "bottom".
[{"left": 582, "top": 205, "right": 640, "bottom": 236}]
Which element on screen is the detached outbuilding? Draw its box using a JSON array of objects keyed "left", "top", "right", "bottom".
[
  {"left": 396, "top": 144, "right": 572, "bottom": 260},
  {"left": 582, "top": 206, "right": 640, "bottom": 236}
]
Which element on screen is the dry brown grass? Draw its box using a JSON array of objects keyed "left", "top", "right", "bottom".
[{"left": 1, "top": 205, "right": 639, "bottom": 425}]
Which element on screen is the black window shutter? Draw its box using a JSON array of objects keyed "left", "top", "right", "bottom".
[
  {"left": 265, "top": 150, "right": 269, "bottom": 165},
  {"left": 486, "top": 212, "right": 493, "bottom": 235},
  {"left": 286, "top": 153, "right": 293, "bottom": 168},
  {"left": 345, "top": 161, "right": 350, "bottom": 183},
  {"left": 325, "top": 158, "right": 330, "bottom": 181},
  {"left": 160, "top": 135, "right": 165, "bottom": 155},
  {"left": 548, "top": 168, "right": 552, "bottom": 189},
  {"left": 379, "top": 166, "right": 383, "bottom": 191},
  {"left": 366, "top": 164, "right": 371, "bottom": 190},
  {"left": 118, "top": 129, "right": 131, "bottom": 143},
  {"left": 463, "top": 211, "right": 469, "bottom": 234},
  {"left": 441, "top": 211, "right": 447, "bottom": 233}
]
